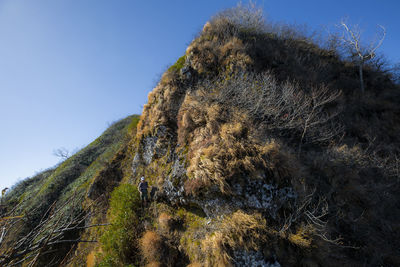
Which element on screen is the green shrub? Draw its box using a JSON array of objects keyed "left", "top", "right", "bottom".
[
  {"left": 98, "top": 184, "right": 141, "bottom": 266},
  {"left": 96, "top": 254, "right": 136, "bottom": 267},
  {"left": 168, "top": 55, "right": 186, "bottom": 73},
  {"left": 96, "top": 255, "right": 116, "bottom": 267}
]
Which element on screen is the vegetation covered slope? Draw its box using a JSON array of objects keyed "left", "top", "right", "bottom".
[
  {"left": 0, "top": 115, "right": 140, "bottom": 266},
  {"left": 2, "top": 5, "right": 400, "bottom": 267},
  {"left": 129, "top": 6, "right": 400, "bottom": 267}
]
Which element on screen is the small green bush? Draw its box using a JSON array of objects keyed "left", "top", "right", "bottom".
[
  {"left": 96, "top": 254, "right": 135, "bottom": 267},
  {"left": 98, "top": 183, "right": 141, "bottom": 266},
  {"left": 95, "top": 255, "right": 116, "bottom": 267},
  {"left": 168, "top": 55, "right": 186, "bottom": 73}
]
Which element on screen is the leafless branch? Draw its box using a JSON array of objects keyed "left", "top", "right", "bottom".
[
  {"left": 192, "top": 71, "right": 343, "bottom": 150},
  {"left": 53, "top": 147, "right": 70, "bottom": 160},
  {"left": 0, "top": 193, "right": 105, "bottom": 266},
  {"left": 279, "top": 189, "right": 344, "bottom": 246}
]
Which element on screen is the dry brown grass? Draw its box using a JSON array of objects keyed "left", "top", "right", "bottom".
[
  {"left": 186, "top": 30, "right": 252, "bottom": 75},
  {"left": 137, "top": 84, "right": 164, "bottom": 138},
  {"left": 184, "top": 11, "right": 261, "bottom": 77},
  {"left": 200, "top": 211, "right": 267, "bottom": 266},
  {"left": 219, "top": 37, "right": 244, "bottom": 56},
  {"left": 219, "top": 210, "right": 267, "bottom": 250},
  {"left": 137, "top": 78, "right": 184, "bottom": 139},
  {"left": 288, "top": 224, "right": 314, "bottom": 248},
  {"left": 86, "top": 251, "right": 96, "bottom": 267},
  {"left": 140, "top": 231, "right": 164, "bottom": 262},
  {"left": 187, "top": 40, "right": 219, "bottom": 74},
  {"left": 178, "top": 86, "right": 298, "bottom": 195},
  {"left": 146, "top": 261, "right": 162, "bottom": 267},
  {"left": 158, "top": 212, "right": 173, "bottom": 232},
  {"left": 185, "top": 119, "right": 295, "bottom": 194},
  {"left": 177, "top": 94, "right": 208, "bottom": 146},
  {"left": 201, "top": 231, "right": 232, "bottom": 267},
  {"left": 219, "top": 37, "right": 252, "bottom": 73}
]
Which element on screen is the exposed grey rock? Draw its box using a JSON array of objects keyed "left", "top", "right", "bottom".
[
  {"left": 192, "top": 196, "right": 234, "bottom": 218},
  {"left": 170, "top": 157, "right": 186, "bottom": 179},
  {"left": 132, "top": 126, "right": 169, "bottom": 175},
  {"left": 142, "top": 136, "right": 157, "bottom": 165},
  {"left": 158, "top": 146, "right": 188, "bottom": 204},
  {"left": 240, "top": 179, "right": 296, "bottom": 219},
  {"left": 131, "top": 153, "right": 140, "bottom": 175},
  {"left": 188, "top": 178, "right": 296, "bottom": 219},
  {"left": 233, "top": 250, "right": 280, "bottom": 267},
  {"left": 163, "top": 176, "right": 185, "bottom": 205}
]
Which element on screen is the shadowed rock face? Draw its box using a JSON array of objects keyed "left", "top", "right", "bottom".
[
  {"left": 233, "top": 250, "right": 281, "bottom": 267},
  {"left": 127, "top": 14, "right": 400, "bottom": 266}
]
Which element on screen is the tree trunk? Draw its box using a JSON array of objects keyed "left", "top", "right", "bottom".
[{"left": 359, "top": 63, "right": 365, "bottom": 93}]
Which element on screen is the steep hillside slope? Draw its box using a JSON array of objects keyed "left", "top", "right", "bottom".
[
  {"left": 2, "top": 6, "right": 400, "bottom": 267},
  {"left": 1, "top": 115, "right": 140, "bottom": 266}
]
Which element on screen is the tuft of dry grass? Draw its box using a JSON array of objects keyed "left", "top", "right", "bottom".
[
  {"left": 86, "top": 251, "right": 96, "bottom": 267},
  {"left": 158, "top": 212, "right": 173, "bottom": 232},
  {"left": 219, "top": 37, "right": 252, "bottom": 73},
  {"left": 179, "top": 92, "right": 297, "bottom": 196},
  {"left": 200, "top": 211, "right": 267, "bottom": 266},
  {"left": 140, "top": 231, "right": 164, "bottom": 262},
  {"left": 188, "top": 40, "right": 219, "bottom": 74},
  {"left": 288, "top": 224, "right": 314, "bottom": 248},
  {"left": 185, "top": 119, "right": 295, "bottom": 194},
  {"left": 146, "top": 261, "right": 162, "bottom": 267},
  {"left": 219, "top": 210, "right": 267, "bottom": 250},
  {"left": 201, "top": 231, "right": 232, "bottom": 267},
  {"left": 137, "top": 84, "right": 164, "bottom": 138}
]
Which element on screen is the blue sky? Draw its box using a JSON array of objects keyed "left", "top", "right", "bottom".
[{"left": 0, "top": 0, "right": 399, "bottom": 190}]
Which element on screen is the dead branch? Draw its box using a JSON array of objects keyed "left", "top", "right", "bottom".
[
  {"left": 193, "top": 71, "right": 343, "bottom": 149},
  {"left": 0, "top": 193, "right": 105, "bottom": 267}
]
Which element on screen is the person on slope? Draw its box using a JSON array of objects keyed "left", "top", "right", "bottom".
[{"left": 138, "top": 177, "right": 149, "bottom": 207}]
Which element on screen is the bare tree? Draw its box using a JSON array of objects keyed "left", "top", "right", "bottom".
[
  {"left": 215, "top": 1, "right": 265, "bottom": 32},
  {"left": 338, "top": 19, "right": 386, "bottom": 93},
  {"left": 53, "top": 147, "right": 70, "bottom": 160}
]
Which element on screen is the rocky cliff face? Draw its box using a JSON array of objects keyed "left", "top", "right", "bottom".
[{"left": 123, "top": 10, "right": 400, "bottom": 266}]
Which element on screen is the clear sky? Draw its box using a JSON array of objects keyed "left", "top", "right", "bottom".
[{"left": 0, "top": 0, "right": 399, "bottom": 190}]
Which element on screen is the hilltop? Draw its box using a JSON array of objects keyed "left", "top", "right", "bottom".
[{"left": 1, "top": 5, "right": 400, "bottom": 267}]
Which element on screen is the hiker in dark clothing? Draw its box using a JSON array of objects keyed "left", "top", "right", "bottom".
[{"left": 138, "top": 177, "right": 149, "bottom": 206}]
